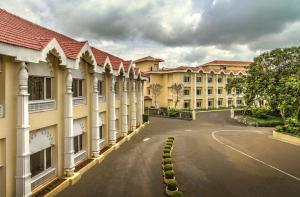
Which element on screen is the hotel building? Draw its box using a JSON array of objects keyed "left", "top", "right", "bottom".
[
  {"left": 0, "top": 9, "right": 145, "bottom": 196},
  {"left": 135, "top": 56, "right": 250, "bottom": 110}
]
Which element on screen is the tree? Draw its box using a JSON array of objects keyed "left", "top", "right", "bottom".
[
  {"left": 149, "top": 83, "right": 162, "bottom": 108},
  {"left": 170, "top": 83, "right": 183, "bottom": 109},
  {"left": 227, "top": 46, "right": 300, "bottom": 121}
]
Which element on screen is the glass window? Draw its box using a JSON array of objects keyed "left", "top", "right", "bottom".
[
  {"left": 218, "top": 99, "right": 223, "bottom": 106},
  {"left": 46, "top": 147, "right": 52, "bottom": 169},
  {"left": 218, "top": 88, "right": 222, "bottom": 94},
  {"left": 99, "top": 126, "right": 103, "bottom": 139},
  {"left": 74, "top": 136, "right": 79, "bottom": 154},
  {"left": 45, "top": 78, "right": 52, "bottom": 99},
  {"left": 197, "top": 100, "right": 201, "bottom": 108},
  {"left": 184, "top": 76, "right": 190, "bottom": 83},
  {"left": 236, "top": 89, "right": 242, "bottom": 95},
  {"left": 184, "top": 89, "right": 190, "bottom": 96},
  {"left": 197, "top": 88, "right": 201, "bottom": 95},
  {"left": 218, "top": 77, "right": 222, "bottom": 83},
  {"left": 78, "top": 80, "right": 83, "bottom": 96},
  {"left": 208, "top": 100, "right": 213, "bottom": 107},
  {"left": 184, "top": 101, "right": 190, "bottom": 109},
  {"left": 30, "top": 150, "right": 44, "bottom": 177},
  {"left": 29, "top": 77, "right": 44, "bottom": 100},
  {"left": 208, "top": 88, "right": 212, "bottom": 95},
  {"left": 98, "top": 80, "right": 103, "bottom": 95},
  {"left": 196, "top": 76, "right": 201, "bottom": 83},
  {"left": 74, "top": 134, "right": 83, "bottom": 154},
  {"left": 208, "top": 77, "right": 213, "bottom": 83},
  {"left": 73, "top": 79, "right": 83, "bottom": 97}
]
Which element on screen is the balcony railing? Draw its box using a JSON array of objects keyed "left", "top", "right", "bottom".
[
  {"left": 0, "top": 104, "right": 3, "bottom": 118},
  {"left": 98, "top": 95, "right": 106, "bottom": 103},
  {"left": 73, "top": 97, "right": 86, "bottom": 105},
  {"left": 29, "top": 100, "right": 56, "bottom": 113}
]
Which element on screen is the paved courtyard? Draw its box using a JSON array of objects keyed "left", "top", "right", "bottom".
[{"left": 58, "top": 111, "right": 300, "bottom": 197}]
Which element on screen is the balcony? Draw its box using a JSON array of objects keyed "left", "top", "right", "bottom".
[
  {"left": 29, "top": 100, "right": 56, "bottom": 113},
  {"left": 73, "top": 97, "right": 86, "bottom": 105},
  {"left": 0, "top": 104, "right": 3, "bottom": 118}
]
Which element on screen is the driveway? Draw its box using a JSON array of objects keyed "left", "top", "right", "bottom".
[{"left": 58, "top": 111, "right": 300, "bottom": 197}]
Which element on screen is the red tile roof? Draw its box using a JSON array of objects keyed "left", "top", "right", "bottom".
[
  {"left": 202, "top": 60, "right": 252, "bottom": 66},
  {"left": 134, "top": 56, "right": 164, "bottom": 63},
  {"left": 0, "top": 9, "right": 131, "bottom": 70}
]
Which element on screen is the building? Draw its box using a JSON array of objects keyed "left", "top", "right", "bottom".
[
  {"left": 135, "top": 57, "right": 251, "bottom": 110},
  {"left": 0, "top": 9, "right": 146, "bottom": 197}
]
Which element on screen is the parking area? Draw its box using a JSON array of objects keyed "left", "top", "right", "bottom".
[{"left": 58, "top": 111, "right": 300, "bottom": 197}]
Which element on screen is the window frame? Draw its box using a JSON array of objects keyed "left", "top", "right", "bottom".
[
  {"left": 183, "top": 76, "right": 190, "bottom": 83},
  {"left": 218, "top": 88, "right": 223, "bottom": 95},
  {"left": 30, "top": 146, "right": 53, "bottom": 178},
  {"left": 72, "top": 79, "right": 84, "bottom": 98},
  {"left": 196, "top": 76, "right": 202, "bottom": 83},
  {"left": 73, "top": 134, "right": 83, "bottom": 154},
  {"left": 28, "top": 76, "right": 53, "bottom": 101},
  {"left": 184, "top": 89, "right": 190, "bottom": 96},
  {"left": 207, "top": 88, "right": 213, "bottom": 95},
  {"left": 207, "top": 77, "right": 213, "bottom": 83}
]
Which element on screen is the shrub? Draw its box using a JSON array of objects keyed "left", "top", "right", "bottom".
[
  {"left": 167, "top": 179, "right": 177, "bottom": 191},
  {"left": 164, "top": 164, "right": 173, "bottom": 171},
  {"left": 166, "top": 142, "right": 173, "bottom": 146},
  {"left": 168, "top": 136, "right": 175, "bottom": 140},
  {"left": 275, "top": 125, "right": 284, "bottom": 132},
  {"left": 163, "top": 158, "right": 172, "bottom": 165},
  {"left": 163, "top": 153, "right": 171, "bottom": 159},
  {"left": 167, "top": 139, "right": 174, "bottom": 142},
  {"left": 164, "top": 170, "right": 175, "bottom": 179},
  {"left": 171, "top": 191, "right": 184, "bottom": 197},
  {"left": 251, "top": 106, "right": 271, "bottom": 119},
  {"left": 163, "top": 149, "right": 171, "bottom": 154},
  {"left": 169, "top": 110, "right": 179, "bottom": 117},
  {"left": 164, "top": 145, "right": 172, "bottom": 150}
]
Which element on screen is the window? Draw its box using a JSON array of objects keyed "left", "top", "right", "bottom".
[
  {"left": 197, "top": 88, "right": 201, "bottom": 95},
  {"left": 150, "top": 67, "right": 153, "bottom": 71},
  {"left": 197, "top": 100, "right": 202, "bottom": 108},
  {"left": 184, "top": 89, "right": 190, "bottom": 96},
  {"left": 218, "top": 88, "right": 222, "bottom": 94},
  {"left": 208, "top": 100, "right": 213, "bottom": 107},
  {"left": 28, "top": 76, "right": 52, "bottom": 100},
  {"left": 30, "top": 147, "right": 52, "bottom": 177},
  {"left": 236, "top": 88, "right": 242, "bottom": 95},
  {"left": 114, "top": 82, "right": 119, "bottom": 94},
  {"left": 237, "top": 99, "right": 242, "bottom": 105},
  {"left": 72, "top": 79, "right": 83, "bottom": 97},
  {"left": 208, "top": 77, "right": 213, "bottom": 83},
  {"left": 196, "top": 76, "right": 202, "bottom": 83},
  {"left": 218, "top": 77, "right": 222, "bottom": 83},
  {"left": 148, "top": 88, "right": 151, "bottom": 95},
  {"left": 99, "top": 126, "right": 103, "bottom": 139},
  {"left": 228, "top": 99, "right": 232, "bottom": 106},
  {"left": 207, "top": 88, "right": 212, "bottom": 95},
  {"left": 218, "top": 99, "right": 223, "bottom": 106},
  {"left": 183, "top": 76, "right": 190, "bottom": 83},
  {"left": 98, "top": 80, "right": 103, "bottom": 96},
  {"left": 184, "top": 101, "right": 190, "bottom": 109},
  {"left": 227, "top": 89, "right": 232, "bottom": 94},
  {"left": 73, "top": 134, "right": 83, "bottom": 154}
]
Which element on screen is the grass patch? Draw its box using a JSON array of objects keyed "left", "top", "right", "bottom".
[{"left": 244, "top": 115, "right": 283, "bottom": 125}]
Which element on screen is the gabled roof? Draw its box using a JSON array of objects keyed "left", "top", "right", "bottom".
[
  {"left": 0, "top": 8, "right": 133, "bottom": 72},
  {"left": 134, "top": 56, "right": 164, "bottom": 63}
]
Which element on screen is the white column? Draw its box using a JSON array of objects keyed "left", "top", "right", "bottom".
[
  {"left": 205, "top": 74, "right": 208, "bottom": 109},
  {"left": 109, "top": 76, "right": 116, "bottom": 145},
  {"left": 233, "top": 88, "right": 237, "bottom": 108},
  {"left": 64, "top": 69, "right": 75, "bottom": 177},
  {"left": 92, "top": 75, "right": 100, "bottom": 157},
  {"left": 138, "top": 81, "right": 143, "bottom": 125},
  {"left": 131, "top": 80, "right": 137, "bottom": 131},
  {"left": 216, "top": 74, "right": 219, "bottom": 109},
  {"left": 122, "top": 78, "right": 128, "bottom": 136},
  {"left": 225, "top": 75, "right": 228, "bottom": 108},
  {"left": 16, "top": 62, "right": 31, "bottom": 197}
]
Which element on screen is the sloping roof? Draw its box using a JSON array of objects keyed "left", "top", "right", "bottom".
[
  {"left": 0, "top": 9, "right": 131, "bottom": 70},
  {"left": 201, "top": 60, "right": 252, "bottom": 66},
  {"left": 134, "top": 56, "right": 164, "bottom": 63}
]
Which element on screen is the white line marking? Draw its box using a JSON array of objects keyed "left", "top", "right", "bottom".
[
  {"left": 143, "top": 138, "right": 150, "bottom": 142},
  {"left": 211, "top": 130, "right": 300, "bottom": 181},
  {"left": 184, "top": 129, "right": 192, "bottom": 132}
]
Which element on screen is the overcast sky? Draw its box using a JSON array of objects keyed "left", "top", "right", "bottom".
[{"left": 1, "top": 0, "right": 300, "bottom": 67}]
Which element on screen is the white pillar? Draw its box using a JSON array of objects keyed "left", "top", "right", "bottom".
[
  {"left": 138, "top": 81, "right": 143, "bottom": 125},
  {"left": 122, "top": 78, "right": 128, "bottom": 136},
  {"left": 225, "top": 75, "right": 228, "bottom": 108},
  {"left": 91, "top": 75, "right": 100, "bottom": 157},
  {"left": 109, "top": 76, "right": 116, "bottom": 145},
  {"left": 131, "top": 80, "right": 137, "bottom": 131},
  {"left": 205, "top": 74, "right": 208, "bottom": 110},
  {"left": 16, "top": 62, "right": 31, "bottom": 197},
  {"left": 216, "top": 74, "right": 219, "bottom": 109},
  {"left": 233, "top": 88, "right": 237, "bottom": 108},
  {"left": 64, "top": 69, "right": 75, "bottom": 177}
]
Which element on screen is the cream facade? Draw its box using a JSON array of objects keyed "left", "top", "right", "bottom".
[
  {"left": 135, "top": 58, "right": 250, "bottom": 111},
  {"left": 0, "top": 9, "right": 145, "bottom": 197}
]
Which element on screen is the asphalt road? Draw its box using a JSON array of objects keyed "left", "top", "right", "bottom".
[{"left": 58, "top": 111, "right": 300, "bottom": 197}]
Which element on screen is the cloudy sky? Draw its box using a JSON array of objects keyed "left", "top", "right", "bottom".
[{"left": 1, "top": 0, "right": 300, "bottom": 67}]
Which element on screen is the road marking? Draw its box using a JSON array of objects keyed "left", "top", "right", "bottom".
[
  {"left": 143, "top": 138, "right": 150, "bottom": 142},
  {"left": 211, "top": 130, "right": 300, "bottom": 182},
  {"left": 184, "top": 129, "right": 192, "bottom": 132}
]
